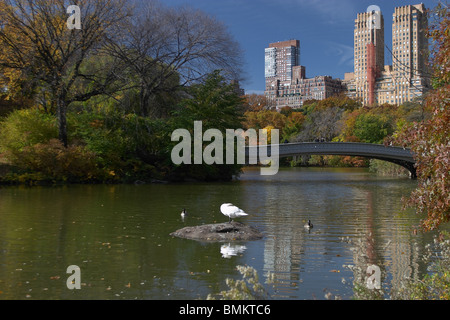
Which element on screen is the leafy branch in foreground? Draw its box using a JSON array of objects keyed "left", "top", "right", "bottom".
[
  {"left": 390, "top": 3, "right": 450, "bottom": 231},
  {"left": 207, "top": 265, "right": 271, "bottom": 300}
]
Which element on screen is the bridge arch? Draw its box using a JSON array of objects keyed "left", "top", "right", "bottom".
[{"left": 247, "top": 142, "right": 417, "bottom": 179}]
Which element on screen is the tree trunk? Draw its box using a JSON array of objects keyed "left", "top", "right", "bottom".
[
  {"left": 57, "top": 97, "right": 68, "bottom": 148},
  {"left": 139, "top": 86, "right": 149, "bottom": 117}
]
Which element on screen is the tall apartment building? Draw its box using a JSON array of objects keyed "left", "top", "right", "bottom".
[
  {"left": 348, "top": 4, "right": 430, "bottom": 106},
  {"left": 354, "top": 8, "right": 385, "bottom": 105},
  {"left": 265, "top": 40, "right": 300, "bottom": 85},
  {"left": 377, "top": 4, "right": 430, "bottom": 105},
  {"left": 265, "top": 40, "right": 345, "bottom": 109},
  {"left": 265, "top": 40, "right": 301, "bottom": 107}
]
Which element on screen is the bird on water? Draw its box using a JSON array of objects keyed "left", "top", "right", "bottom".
[
  {"left": 220, "top": 203, "right": 248, "bottom": 223},
  {"left": 304, "top": 220, "right": 313, "bottom": 229},
  {"left": 181, "top": 208, "right": 187, "bottom": 218}
]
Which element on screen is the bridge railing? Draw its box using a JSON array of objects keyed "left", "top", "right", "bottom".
[{"left": 244, "top": 142, "right": 416, "bottom": 178}]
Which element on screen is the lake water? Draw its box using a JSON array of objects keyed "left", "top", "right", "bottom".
[{"left": 0, "top": 167, "right": 443, "bottom": 300}]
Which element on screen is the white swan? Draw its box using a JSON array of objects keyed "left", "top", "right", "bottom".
[
  {"left": 220, "top": 203, "right": 248, "bottom": 223},
  {"left": 220, "top": 243, "right": 247, "bottom": 258}
]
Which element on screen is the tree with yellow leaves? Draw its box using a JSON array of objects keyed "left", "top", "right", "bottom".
[{"left": 0, "top": 0, "right": 129, "bottom": 147}]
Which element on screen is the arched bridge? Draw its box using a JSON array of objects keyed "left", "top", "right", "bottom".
[{"left": 246, "top": 142, "right": 417, "bottom": 178}]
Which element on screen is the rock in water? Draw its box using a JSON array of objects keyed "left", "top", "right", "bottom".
[{"left": 170, "top": 221, "right": 264, "bottom": 242}]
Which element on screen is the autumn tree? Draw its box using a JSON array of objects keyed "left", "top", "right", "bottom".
[
  {"left": 315, "top": 93, "right": 361, "bottom": 111},
  {"left": 243, "top": 110, "right": 286, "bottom": 131},
  {"left": 0, "top": 0, "right": 130, "bottom": 147},
  {"left": 282, "top": 112, "right": 305, "bottom": 142},
  {"left": 242, "top": 94, "right": 268, "bottom": 112},
  {"left": 393, "top": 3, "right": 450, "bottom": 231}
]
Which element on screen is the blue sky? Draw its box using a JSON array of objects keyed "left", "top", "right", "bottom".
[{"left": 165, "top": 0, "right": 439, "bottom": 94}]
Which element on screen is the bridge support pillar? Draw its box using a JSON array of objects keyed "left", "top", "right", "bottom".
[{"left": 408, "top": 165, "right": 417, "bottom": 180}]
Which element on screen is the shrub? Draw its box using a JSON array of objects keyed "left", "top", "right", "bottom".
[
  {"left": 68, "top": 111, "right": 129, "bottom": 171},
  {"left": 0, "top": 108, "right": 57, "bottom": 156},
  {"left": 12, "top": 139, "right": 104, "bottom": 183}
]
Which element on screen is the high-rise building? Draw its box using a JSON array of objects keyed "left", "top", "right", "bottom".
[
  {"left": 377, "top": 4, "right": 430, "bottom": 105},
  {"left": 349, "top": 4, "right": 430, "bottom": 106},
  {"left": 265, "top": 40, "right": 301, "bottom": 107},
  {"left": 353, "top": 8, "right": 385, "bottom": 105},
  {"left": 264, "top": 40, "right": 345, "bottom": 109},
  {"left": 265, "top": 40, "right": 300, "bottom": 85}
]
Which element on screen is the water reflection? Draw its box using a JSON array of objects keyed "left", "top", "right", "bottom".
[
  {"left": 0, "top": 168, "right": 446, "bottom": 300},
  {"left": 220, "top": 244, "right": 247, "bottom": 259},
  {"left": 238, "top": 167, "right": 439, "bottom": 299}
]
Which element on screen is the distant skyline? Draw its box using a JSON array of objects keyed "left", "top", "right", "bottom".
[{"left": 165, "top": 0, "right": 439, "bottom": 94}]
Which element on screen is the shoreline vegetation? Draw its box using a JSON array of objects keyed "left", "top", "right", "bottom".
[
  {"left": 0, "top": 79, "right": 427, "bottom": 186},
  {"left": 0, "top": 1, "right": 433, "bottom": 187}
]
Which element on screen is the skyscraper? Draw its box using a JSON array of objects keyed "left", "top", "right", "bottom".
[
  {"left": 386, "top": 4, "right": 430, "bottom": 104},
  {"left": 353, "top": 7, "right": 385, "bottom": 105},
  {"left": 264, "top": 39, "right": 345, "bottom": 109},
  {"left": 350, "top": 4, "right": 430, "bottom": 106},
  {"left": 265, "top": 40, "right": 300, "bottom": 83},
  {"left": 265, "top": 40, "right": 300, "bottom": 105}
]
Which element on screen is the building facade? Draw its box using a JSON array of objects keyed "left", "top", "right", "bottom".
[
  {"left": 264, "top": 40, "right": 345, "bottom": 109},
  {"left": 354, "top": 8, "right": 385, "bottom": 105},
  {"left": 265, "top": 40, "right": 301, "bottom": 86},
  {"left": 349, "top": 4, "right": 430, "bottom": 106},
  {"left": 273, "top": 73, "right": 346, "bottom": 108},
  {"left": 377, "top": 4, "right": 430, "bottom": 105}
]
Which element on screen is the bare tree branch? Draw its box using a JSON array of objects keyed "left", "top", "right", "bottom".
[{"left": 105, "top": 0, "right": 244, "bottom": 117}]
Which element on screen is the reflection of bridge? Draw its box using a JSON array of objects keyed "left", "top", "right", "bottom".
[{"left": 247, "top": 142, "right": 417, "bottom": 178}]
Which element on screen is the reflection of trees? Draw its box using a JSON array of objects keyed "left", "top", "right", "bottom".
[{"left": 246, "top": 170, "right": 427, "bottom": 299}]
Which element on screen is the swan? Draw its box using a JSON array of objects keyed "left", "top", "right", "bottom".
[
  {"left": 304, "top": 220, "right": 313, "bottom": 229},
  {"left": 220, "top": 203, "right": 248, "bottom": 223},
  {"left": 220, "top": 243, "right": 247, "bottom": 258},
  {"left": 181, "top": 208, "right": 187, "bottom": 218}
]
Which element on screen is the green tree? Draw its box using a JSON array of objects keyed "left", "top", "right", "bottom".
[
  {"left": 169, "top": 70, "right": 244, "bottom": 181},
  {"left": 353, "top": 113, "right": 393, "bottom": 144},
  {"left": 173, "top": 71, "right": 244, "bottom": 130}
]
